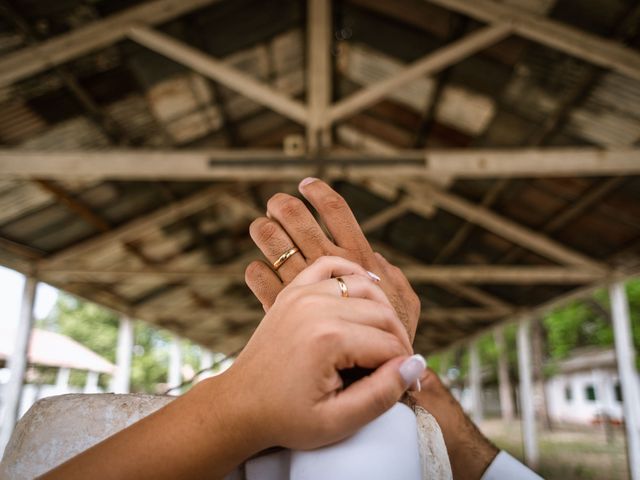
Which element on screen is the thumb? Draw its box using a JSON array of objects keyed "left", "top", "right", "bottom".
[{"left": 326, "top": 354, "right": 427, "bottom": 435}]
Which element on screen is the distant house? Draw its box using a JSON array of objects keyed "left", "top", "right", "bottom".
[
  {"left": 545, "top": 347, "right": 634, "bottom": 425},
  {"left": 0, "top": 328, "right": 115, "bottom": 418}
]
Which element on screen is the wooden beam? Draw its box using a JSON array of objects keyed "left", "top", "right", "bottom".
[
  {"left": 371, "top": 240, "right": 513, "bottom": 309},
  {"left": 39, "top": 187, "right": 237, "bottom": 267},
  {"left": 3, "top": 148, "right": 640, "bottom": 180},
  {"left": 0, "top": 0, "right": 219, "bottom": 87},
  {"left": 327, "top": 24, "right": 511, "bottom": 124},
  {"left": 410, "top": 181, "right": 607, "bottom": 272},
  {"left": 127, "top": 26, "right": 309, "bottom": 125},
  {"left": 307, "top": 0, "right": 332, "bottom": 151},
  {"left": 34, "top": 180, "right": 110, "bottom": 232},
  {"left": 38, "top": 265, "right": 603, "bottom": 284},
  {"left": 426, "top": 0, "right": 640, "bottom": 81}
]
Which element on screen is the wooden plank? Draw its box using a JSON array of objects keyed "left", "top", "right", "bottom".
[
  {"left": 2, "top": 148, "right": 640, "bottom": 180},
  {"left": 426, "top": 0, "right": 640, "bottom": 81},
  {"left": 307, "top": 0, "right": 332, "bottom": 150},
  {"left": 412, "top": 181, "right": 607, "bottom": 271},
  {"left": 38, "top": 265, "right": 603, "bottom": 284},
  {"left": 0, "top": 0, "right": 219, "bottom": 87},
  {"left": 39, "top": 187, "right": 236, "bottom": 267}
]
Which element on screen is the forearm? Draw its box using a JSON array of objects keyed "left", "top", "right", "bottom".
[{"left": 40, "top": 374, "right": 262, "bottom": 480}]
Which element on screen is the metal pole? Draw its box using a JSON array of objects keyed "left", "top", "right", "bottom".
[
  {"left": 495, "top": 327, "right": 515, "bottom": 421},
  {"left": 609, "top": 281, "right": 640, "bottom": 480},
  {"left": 517, "top": 318, "right": 539, "bottom": 469},
  {"left": 469, "top": 340, "right": 483, "bottom": 423},
  {"left": 168, "top": 335, "right": 182, "bottom": 396},
  {"left": 0, "top": 276, "right": 37, "bottom": 456},
  {"left": 111, "top": 315, "right": 133, "bottom": 394}
]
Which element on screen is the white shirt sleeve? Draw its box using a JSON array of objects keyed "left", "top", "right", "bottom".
[{"left": 481, "top": 451, "right": 543, "bottom": 480}]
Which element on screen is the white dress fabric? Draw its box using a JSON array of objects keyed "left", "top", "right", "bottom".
[
  {"left": 481, "top": 451, "right": 543, "bottom": 480},
  {"left": 228, "top": 402, "right": 453, "bottom": 480}
]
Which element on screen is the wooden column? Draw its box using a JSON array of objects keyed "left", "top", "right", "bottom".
[
  {"left": 469, "top": 340, "right": 483, "bottom": 423},
  {"left": 517, "top": 319, "right": 539, "bottom": 469},
  {"left": 494, "top": 327, "right": 515, "bottom": 421},
  {"left": 0, "top": 276, "right": 37, "bottom": 455},
  {"left": 168, "top": 335, "right": 183, "bottom": 396},
  {"left": 111, "top": 315, "right": 133, "bottom": 394},
  {"left": 307, "top": 0, "right": 332, "bottom": 151},
  {"left": 609, "top": 281, "right": 640, "bottom": 480}
]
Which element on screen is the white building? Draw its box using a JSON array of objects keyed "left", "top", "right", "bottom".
[
  {"left": 0, "top": 328, "right": 115, "bottom": 418},
  {"left": 545, "top": 347, "right": 636, "bottom": 425}
]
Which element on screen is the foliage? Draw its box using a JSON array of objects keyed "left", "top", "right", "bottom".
[{"left": 438, "top": 279, "right": 640, "bottom": 380}]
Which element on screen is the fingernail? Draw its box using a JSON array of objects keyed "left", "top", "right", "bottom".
[
  {"left": 399, "top": 354, "right": 427, "bottom": 388},
  {"left": 299, "top": 177, "right": 319, "bottom": 189},
  {"left": 366, "top": 270, "right": 381, "bottom": 282}
]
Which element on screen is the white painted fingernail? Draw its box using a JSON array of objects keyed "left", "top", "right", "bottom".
[
  {"left": 399, "top": 354, "right": 426, "bottom": 388},
  {"left": 416, "top": 379, "right": 421, "bottom": 392},
  {"left": 366, "top": 270, "right": 381, "bottom": 282},
  {"left": 299, "top": 177, "right": 319, "bottom": 189}
]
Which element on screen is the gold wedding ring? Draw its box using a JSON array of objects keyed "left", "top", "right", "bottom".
[
  {"left": 272, "top": 247, "right": 300, "bottom": 270},
  {"left": 336, "top": 277, "right": 349, "bottom": 298}
]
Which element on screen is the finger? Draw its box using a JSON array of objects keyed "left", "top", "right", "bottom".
[
  {"left": 334, "top": 297, "right": 412, "bottom": 354},
  {"left": 266, "top": 193, "right": 334, "bottom": 260},
  {"left": 249, "top": 217, "right": 307, "bottom": 283},
  {"left": 298, "top": 178, "right": 372, "bottom": 254},
  {"left": 375, "top": 252, "right": 420, "bottom": 341},
  {"left": 245, "top": 260, "right": 283, "bottom": 310},
  {"left": 306, "top": 275, "right": 390, "bottom": 306},
  {"left": 335, "top": 323, "right": 409, "bottom": 370},
  {"left": 290, "top": 255, "right": 375, "bottom": 287},
  {"left": 324, "top": 354, "right": 426, "bottom": 435}
]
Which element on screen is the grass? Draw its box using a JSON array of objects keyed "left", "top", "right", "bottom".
[{"left": 480, "top": 419, "right": 630, "bottom": 480}]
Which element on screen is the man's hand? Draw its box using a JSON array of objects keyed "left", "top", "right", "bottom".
[
  {"left": 245, "top": 177, "right": 420, "bottom": 342},
  {"left": 412, "top": 369, "right": 499, "bottom": 480}
]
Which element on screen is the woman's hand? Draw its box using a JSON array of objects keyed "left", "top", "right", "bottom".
[
  {"left": 245, "top": 178, "right": 421, "bottom": 342},
  {"left": 227, "top": 256, "right": 425, "bottom": 451},
  {"left": 41, "top": 256, "right": 426, "bottom": 480}
]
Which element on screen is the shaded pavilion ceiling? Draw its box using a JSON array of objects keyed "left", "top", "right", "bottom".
[{"left": 0, "top": 0, "right": 639, "bottom": 354}]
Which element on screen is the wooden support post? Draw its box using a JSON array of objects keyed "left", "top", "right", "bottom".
[
  {"left": 168, "top": 335, "right": 183, "bottom": 396},
  {"left": 55, "top": 368, "right": 71, "bottom": 391},
  {"left": 111, "top": 315, "right": 133, "bottom": 394},
  {"left": 0, "top": 276, "right": 37, "bottom": 455},
  {"left": 469, "top": 340, "right": 483, "bottom": 423},
  {"left": 609, "top": 281, "right": 640, "bottom": 480},
  {"left": 307, "top": 0, "right": 332, "bottom": 151},
  {"left": 494, "top": 327, "right": 515, "bottom": 421},
  {"left": 84, "top": 371, "right": 100, "bottom": 393},
  {"left": 517, "top": 319, "right": 539, "bottom": 469}
]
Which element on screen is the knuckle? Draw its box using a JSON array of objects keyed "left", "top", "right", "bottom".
[
  {"left": 244, "top": 261, "right": 266, "bottom": 282},
  {"left": 251, "top": 219, "right": 279, "bottom": 244},
  {"left": 269, "top": 193, "right": 305, "bottom": 218},
  {"left": 321, "top": 193, "right": 347, "bottom": 213},
  {"left": 370, "top": 387, "right": 394, "bottom": 413}
]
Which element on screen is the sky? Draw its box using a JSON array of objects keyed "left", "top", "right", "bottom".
[{"left": 0, "top": 266, "right": 59, "bottom": 334}]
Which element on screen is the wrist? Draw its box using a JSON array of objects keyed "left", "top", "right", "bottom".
[{"left": 191, "top": 372, "right": 268, "bottom": 471}]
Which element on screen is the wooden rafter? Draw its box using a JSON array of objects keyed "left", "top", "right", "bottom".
[
  {"left": 127, "top": 26, "right": 309, "bottom": 125},
  {"left": 425, "top": 0, "right": 640, "bottom": 81},
  {"left": 0, "top": 0, "right": 220, "bottom": 87}
]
